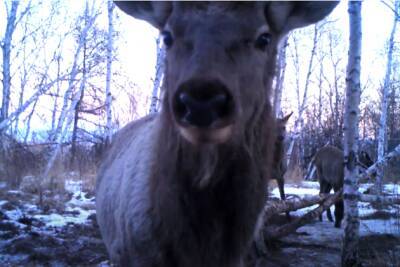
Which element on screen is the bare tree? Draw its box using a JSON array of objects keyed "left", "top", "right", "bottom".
[
  {"left": 51, "top": 1, "right": 99, "bottom": 142},
  {"left": 342, "top": 1, "right": 362, "bottom": 266},
  {"left": 0, "top": 0, "right": 32, "bottom": 130},
  {"left": 376, "top": 0, "right": 399, "bottom": 194},
  {"left": 286, "top": 25, "right": 319, "bottom": 168},
  {"left": 273, "top": 37, "right": 288, "bottom": 117},
  {"left": 105, "top": 0, "right": 114, "bottom": 142},
  {"left": 149, "top": 34, "right": 165, "bottom": 114}
]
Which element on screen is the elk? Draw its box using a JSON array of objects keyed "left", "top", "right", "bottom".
[
  {"left": 96, "top": 2, "right": 338, "bottom": 266},
  {"left": 314, "top": 145, "right": 373, "bottom": 228},
  {"left": 271, "top": 112, "right": 292, "bottom": 219}
]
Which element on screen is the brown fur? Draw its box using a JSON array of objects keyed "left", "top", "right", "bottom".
[
  {"left": 96, "top": 2, "right": 338, "bottom": 266},
  {"left": 271, "top": 113, "right": 292, "bottom": 220},
  {"left": 315, "top": 145, "right": 373, "bottom": 228}
]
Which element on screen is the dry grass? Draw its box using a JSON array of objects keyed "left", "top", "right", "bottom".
[{"left": 284, "top": 164, "right": 305, "bottom": 184}]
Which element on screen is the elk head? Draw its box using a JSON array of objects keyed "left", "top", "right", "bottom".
[{"left": 116, "top": 2, "right": 338, "bottom": 145}]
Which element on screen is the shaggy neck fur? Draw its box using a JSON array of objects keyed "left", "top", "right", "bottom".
[{"left": 148, "top": 98, "right": 274, "bottom": 267}]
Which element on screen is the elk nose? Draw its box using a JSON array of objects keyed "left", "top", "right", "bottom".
[{"left": 173, "top": 80, "right": 234, "bottom": 128}]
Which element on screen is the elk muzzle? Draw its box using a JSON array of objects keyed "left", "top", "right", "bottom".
[{"left": 173, "top": 79, "right": 235, "bottom": 144}]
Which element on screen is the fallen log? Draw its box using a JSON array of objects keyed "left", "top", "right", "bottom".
[
  {"left": 263, "top": 194, "right": 327, "bottom": 222},
  {"left": 253, "top": 191, "right": 341, "bottom": 255},
  {"left": 359, "top": 193, "right": 400, "bottom": 205},
  {"left": 361, "top": 144, "right": 400, "bottom": 180},
  {"left": 263, "top": 189, "right": 343, "bottom": 240}
]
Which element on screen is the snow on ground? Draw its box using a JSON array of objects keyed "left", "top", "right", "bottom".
[
  {"left": 271, "top": 181, "right": 400, "bottom": 237},
  {"left": 31, "top": 180, "right": 96, "bottom": 228},
  {"left": 0, "top": 180, "right": 95, "bottom": 229},
  {"left": 0, "top": 179, "right": 107, "bottom": 266}
]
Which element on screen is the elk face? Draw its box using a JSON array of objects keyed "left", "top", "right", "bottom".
[{"left": 116, "top": 2, "right": 338, "bottom": 145}]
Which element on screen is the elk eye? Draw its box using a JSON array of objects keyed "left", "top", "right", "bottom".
[
  {"left": 255, "top": 33, "right": 272, "bottom": 50},
  {"left": 161, "top": 30, "right": 173, "bottom": 48}
]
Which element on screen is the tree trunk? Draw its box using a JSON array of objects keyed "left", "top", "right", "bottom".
[
  {"left": 0, "top": 76, "right": 65, "bottom": 132},
  {"left": 362, "top": 143, "right": 400, "bottom": 181},
  {"left": 273, "top": 37, "right": 288, "bottom": 117},
  {"left": 23, "top": 98, "right": 39, "bottom": 143},
  {"left": 287, "top": 25, "right": 319, "bottom": 168},
  {"left": 376, "top": 0, "right": 399, "bottom": 195},
  {"left": 342, "top": 2, "right": 362, "bottom": 266},
  {"left": 51, "top": 54, "right": 62, "bottom": 135},
  {"left": 71, "top": 37, "right": 88, "bottom": 168},
  {"left": 52, "top": 3, "right": 98, "bottom": 142},
  {"left": 105, "top": 0, "right": 114, "bottom": 142},
  {"left": 149, "top": 35, "right": 166, "bottom": 114},
  {"left": 1, "top": 1, "right": 19, "bottom": 127}
]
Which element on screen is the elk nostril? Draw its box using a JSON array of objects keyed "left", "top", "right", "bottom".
[{"left": 173, "top": 80, "right": 234, "bottom": 128}]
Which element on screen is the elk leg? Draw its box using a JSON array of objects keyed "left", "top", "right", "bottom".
[
  {"left": 319, "top": 182, "right": 333, "bottom": 222},
  {"left": 277, "top": 177, "right": 291, "bottom": 221},
  {"left": 334, "top": 187, "right": 344, "bottom": 228}
]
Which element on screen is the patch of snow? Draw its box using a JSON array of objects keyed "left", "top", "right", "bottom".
[
  {"left": 7, "top": 190, "right": 21, "bottom": 195},
  {"left": 271, "top": 186, "right": 319, "bottom": 198},
  {"left": 360, "top": 218, "right": 400, "bottom": 236},
  {"left": 358, "top": 202, "right": 376, "bottom": 217},
  {"left": 22, "top": 203, "right": 39, "bottom": 213},
  {"left": 65, "top": 180, "right": 83, "bottom": 194},
  {"left": 0, "top": 200, "right": 8, "bottom": 206},
  {"left": 0, "top": 181, "right": 7, "bottom": 189},
  {"left": 384, "top": 183, "right": 400, "bottom": 195},
  {"left": 4, "top": 209, "right": 24, "bottom": 221},
  {"left": 34, "top": 211, "right": 92, "bottom": 228},
  {"left": 68, "top": 191, "right": 94, "bottom": 207},
  {"left": 299, "top": 181, "right": 320, "bottom": 189}
]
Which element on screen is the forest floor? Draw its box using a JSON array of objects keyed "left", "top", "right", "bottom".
[
  {"left": 0, "top": 179, "right": 399, "bottom": 267},
  {"left": 260, "top": 182, "right": 400, "bottom": 267}
]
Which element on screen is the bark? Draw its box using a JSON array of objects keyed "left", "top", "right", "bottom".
[
  {"left": 71, "top": 37, "right": 88, "bottom": 166},
  {"left": 286, "top": 25, "right": 319, "bottom": 168},
  {"left": 359, "top": 193, "right": 400, "bottom": 205},
  {"left": 263, "top": 194, "right": 329, "bottom": 222},
  {"left": 342, "top": 2, "right": 362, "bottom": 266},
  {"left": 1, "top": 1, "right": 19, "bottom": 125},
  {"left": 273, "top": 37, "right": 288, "bottom": 117},
  {"left": 43, "top": 80, "right": 86, "bottom": 178},
  {"left": 376, "top": 0, "right": 399, "bottom": 195},
  {"left": 361, "top": 144, "right": 400, "bottom": 181},
  {"left": 23, "top": 98, "right": 39, "bottom": 143},
  {"left": 1, "top": 1, "right": 32, "bottom": 131},
  {"left": 149, "top": 35, "right": 166, "bottom": 114},
  {"left": 253, "top": 191, "right": 341, "bottom": 255},
  {"left": 52, "top": 3, "right": 98, "bottom": 142},
  {"left": 105, "top": 0, "right": 114, "bottom": 142},
  {"left": 263, "top": 190, "right": 342, "bottom": 240},
  {"left": 0, "top": 75, "right": 66, "bottom": 132},
  {"left": 51, "top": 54, "right": 62, "bottom": 134}
]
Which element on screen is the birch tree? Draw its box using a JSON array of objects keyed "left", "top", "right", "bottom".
[
  {"left": 105, "top": 0, "right": 114, "bottom": 142},
  {"left": 273, "top": 37, "right": 288, "bottom": 117},
  {"left": 376, "top": 0, "right": 399, "bottom": 195},
  {"left": 51, "top": 1, "right": 99, "bottom": 142},
  {"left": 0, "top": 1, "right": 32, "bottom": 128},
  {"left": 149, "top": 34, "right": 166, "bottom": 114},
  {"left": 286, "top": 25, "right": 319, "bottom": 167},
  {"left": 342, "top": 1, "right": 362, "bottom": 266}
]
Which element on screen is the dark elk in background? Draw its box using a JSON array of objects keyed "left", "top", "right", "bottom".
[
  {"left": 96, "top": 2, "right": 338, "bottom": 267},
  {"left": 271, "top": 112, "right": 292, "bottom": 220},
  {"left": 313, "top": 145, "right": 373, "bottom": 228}
]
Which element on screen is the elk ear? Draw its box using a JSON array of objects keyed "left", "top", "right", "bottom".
[
  {"left": 281, "top": 112, "right": 293, "bottom": 124},
  {"left": 266, "top": 1, "right": 339, "bottom": 34},
  {"left": 114, "top": 1, "right": 172, "bottom": 30}
]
